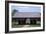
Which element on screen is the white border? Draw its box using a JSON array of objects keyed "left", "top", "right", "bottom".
[{"left": 9, "top": 3, "right": 43, "bottom": 31}]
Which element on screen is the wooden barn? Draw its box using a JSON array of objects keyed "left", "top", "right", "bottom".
[{"left": 12, "top": 12, "right": 41, "bottom": 25}]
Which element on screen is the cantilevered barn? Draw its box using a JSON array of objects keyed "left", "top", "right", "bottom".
[{"left": 12, "top": 12, "right": 41, "bottom": 25}]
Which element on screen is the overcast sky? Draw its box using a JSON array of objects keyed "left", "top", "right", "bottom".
[{"left": 11, "top": 6, "right": 41, "bottom": 13}]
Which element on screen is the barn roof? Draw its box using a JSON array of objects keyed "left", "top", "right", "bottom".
[{"left": 12, "top": 12, "right": 41, "bottom": 18}]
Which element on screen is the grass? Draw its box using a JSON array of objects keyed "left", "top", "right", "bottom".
[{"left": 12, "top": 24, "right": 40, "bottom": 28}]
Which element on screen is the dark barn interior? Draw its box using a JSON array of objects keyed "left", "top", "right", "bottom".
[{"left": 12, "top": 18, "right": 41, "bottom": 25}]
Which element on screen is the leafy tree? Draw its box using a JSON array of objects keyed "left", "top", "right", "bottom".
[{"left": 12, "top": 9, "right": 18, "bottom": 16}]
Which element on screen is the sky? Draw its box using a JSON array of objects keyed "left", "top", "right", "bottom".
[{"left": 11, "top": 6, "right": 41, "bottom": 13}]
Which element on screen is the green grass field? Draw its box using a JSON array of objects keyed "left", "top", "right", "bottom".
[{"left": 12, "top": 24, "right": 41, "bottom": 28}]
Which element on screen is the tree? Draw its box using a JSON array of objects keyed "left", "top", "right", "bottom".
[{"left": 12, "top": 9, "right": 18, "bottom": 16}]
